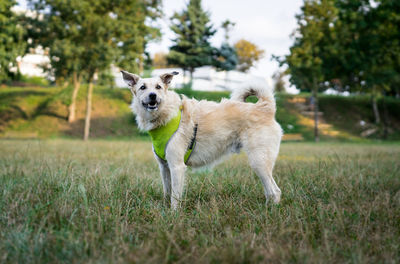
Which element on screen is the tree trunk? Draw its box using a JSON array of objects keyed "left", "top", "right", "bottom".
[
  {"left": 63, "top": 80, "right": 69, "bottom": 88},
  {"left": 83, "top": 76, "right": 94, "bottom": 141},
  {"left": 382, "top": 93, "right": 390, "bottom": 140},
  {"left": 372, "top": 95, "right": 380, "bottom": 124},
  {"left": 225, "top": 71, "right": 229, "bottom": 90},
  {"left": 371, "top": 87, "right": 380, "bottom": 124},
  {"left": 182, "top": 69, "right": 187, "bottom": 86},
  {"left": 312, "top": 87, "right": 319, "bottom": 143},
  {"left": 189, "top": 68, "right": 194, "bottom": 89},
  {"left": 68, "top": 72, "right": 81, "bottom": 123}
]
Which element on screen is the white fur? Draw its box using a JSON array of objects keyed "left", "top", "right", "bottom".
[{"left": 122, "top": 71, "right": 283, "bottom": 209}]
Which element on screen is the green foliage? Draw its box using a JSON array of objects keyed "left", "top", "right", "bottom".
[
  {"left": 167, "top": 0, "right": 216, "bottom": 74},
  {"left": 335, "top": 0, "right": 400, "bottom": 94},
  {"left": 26, "top": 0, "right": 162, "bottom": 82},
  {"left": 281, "top": 0, "right": 400, "bottom": 96},
  {"left": 98, "top": 69, "right": 115, "bottom": 88},
  {"left": 1, "top": 140, "right": 399, "bottom": 262},
  {"left": 280, "top": 0, "right": 338, "bottom": 92},
  {"left": 280, "top": 0, "right": 400, "bottom": 139},
  {"left": 176, "top": 88, "right": 230, "bottom": 102},
  {"left": 0, "top": 0, "right": 26, "bottom": 82},
  {"left": 20, "top": 75, "right": 49, "bottom": 86}
]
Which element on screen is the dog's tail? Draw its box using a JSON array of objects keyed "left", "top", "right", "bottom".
[{"left": 231, "top": 80, "right": 275, "bottom": 106}]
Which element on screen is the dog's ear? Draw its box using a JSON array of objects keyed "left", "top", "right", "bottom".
[
  {"left": 160, "top": 71, "right": 179, "bottom": 86},
  {"left": 121, "top": 70, "right": 140, "bottom": 87}
]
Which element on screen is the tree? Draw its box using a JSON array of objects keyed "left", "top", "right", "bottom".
[
  {"left": 234, "top": 39, "right": 264, "bottom": 73},
  {"left": 213, "top": 43, "right": 238, "bottom": 72},
  {"left": 213, "top": 20, "right": 238, "bottom": 72},
  {"left": 28, "top": 0, "right": 161, "bottom": 139},
  {"left": 26, "top": 0, "right": 92, "bottom": 122},
  {"left": 221, "top": 19, "right": 235, "bottom": 43},
  {"left": 278, "top": 0, "right": 399, "bottom": 140},
  {"left": 278, "top": 0, "right": 338, "bottom": 142},
  {"left": 167, "top": 0, "right": 216, "bottom": 85},
  {"left": 272, "top": 70, "right": 286, "bottom": 93},
  {"left": 153, "top": 52, "right": 168, "bottom": 69},
  {"left": 336, "top": 0, "right": 400, "bottom": 135},
  {"left": 0, "top": 0, "right": 26, "bottom": 82}
]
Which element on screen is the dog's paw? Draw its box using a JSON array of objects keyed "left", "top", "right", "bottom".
[{"left": 267, "top": 190, "right": 281, "bottom": 204}]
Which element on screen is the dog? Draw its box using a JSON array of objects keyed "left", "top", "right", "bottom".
[{"left": 121, "top": 70, "right": 282, "bottom": 209}]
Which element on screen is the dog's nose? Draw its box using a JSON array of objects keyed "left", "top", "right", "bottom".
[{"left": 149, "top": 93, "right": 157, "bottom": 100}]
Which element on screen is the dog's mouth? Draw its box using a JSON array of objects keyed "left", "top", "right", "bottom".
[{"left": 142, "top": 101, "right": 159, "bottom": 111}]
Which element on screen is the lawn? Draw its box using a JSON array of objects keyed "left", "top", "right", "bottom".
[{"left": 1, "top": 140, "right": 399, "bottom": 263}]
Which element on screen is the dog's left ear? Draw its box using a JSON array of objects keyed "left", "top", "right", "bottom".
[{"left": 160, "top": 71, "right": 179, "bottom": 86}]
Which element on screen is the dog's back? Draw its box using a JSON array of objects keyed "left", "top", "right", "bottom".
[{"left": 182, "top": 82, "right": 281, "bottom": 169}]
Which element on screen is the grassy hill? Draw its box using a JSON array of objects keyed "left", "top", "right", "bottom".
[{"left": 1, "top": 85, "right": 400, "bottom": 140}]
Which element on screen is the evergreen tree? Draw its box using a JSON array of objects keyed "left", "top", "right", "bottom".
[
  {"left": 0, "top": 0, "right": 26, "bottom": 82},
  {"left": 213, "top": 43, "right": 238, "bottom": 72},
  {"left": 167, "top": 0, "right": 216, "bottom": 85},
  {"left": 213, "top": 20, "right": 238, "bottom": 72}
]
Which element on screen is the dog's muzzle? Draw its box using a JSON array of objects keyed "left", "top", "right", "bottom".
[
  {"left": 142, "top": 101, "right": 159, "bottom": 111},
  {"left": 142, "top": 93, "right": 160, "bottom": 111}
]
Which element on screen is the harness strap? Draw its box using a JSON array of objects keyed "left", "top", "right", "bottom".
[{"left": 184, "top": 123, "right": 198, "bottom": 164}]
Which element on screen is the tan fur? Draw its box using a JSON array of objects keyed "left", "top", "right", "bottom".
[{"left": 122, "top": 71, "right": 283, "bottom": 209}]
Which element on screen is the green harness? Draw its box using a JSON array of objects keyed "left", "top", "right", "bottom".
[{"left": 148, "top": 106, "right": 197, "bottom": 164}]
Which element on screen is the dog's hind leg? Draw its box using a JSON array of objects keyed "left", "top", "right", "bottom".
[
  {"left": 244, "top": 135, "right": 281, "bottom": 204},
  {"left": 248, "top": 150, "right": 281, "bottom": 204}
]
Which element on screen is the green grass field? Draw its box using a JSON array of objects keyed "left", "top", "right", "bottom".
[{"left": 1, "top": 140, "right": 399, "bottom": 263}]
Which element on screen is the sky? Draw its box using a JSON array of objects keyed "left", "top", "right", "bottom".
[
  {"left": 18, "top": 0, "right": 304, "bottom": 83},
  {"left": 147, "top": 0, "right": 304, "bottom": 81}
]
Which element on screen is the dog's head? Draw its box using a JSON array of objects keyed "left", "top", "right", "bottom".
[{"left": 121, "top": 70, "right": 178, "bottom": 112}]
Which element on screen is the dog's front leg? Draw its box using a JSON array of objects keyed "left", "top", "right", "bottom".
[
  {"left": 155, "top": 155, "right": 171, "bottom": 201},
  {"left": 168, "top": 162, "right": 186, "bottom": 210}
]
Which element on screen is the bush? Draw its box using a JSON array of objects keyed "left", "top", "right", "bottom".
[
  {"left": 20, "top": 75, "right": 50, "bottom": 86},
  {"left": 176, "top": 89, "right": 230, "bottom": 102}
]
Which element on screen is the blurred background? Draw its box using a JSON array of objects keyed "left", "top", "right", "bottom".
[{"left": 1, "top": 0, "right": 399, "bottom": 141}]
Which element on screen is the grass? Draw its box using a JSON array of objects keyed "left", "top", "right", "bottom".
[
  {"left": 1, "top": 139, "right": 399, "bottom": 263},
  {"left": 318, "top": 95, "right": 400, "bottom": 140}
]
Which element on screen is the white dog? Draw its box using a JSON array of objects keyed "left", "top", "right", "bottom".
[{"left": 121, "top": 70, "right": 282, "bottom": 209}]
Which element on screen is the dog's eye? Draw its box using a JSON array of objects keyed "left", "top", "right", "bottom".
[
  {"left": 156, "top": 84, "right": 162, "bottom": 90},
  {"left": 140, "top": 85, "right": 146, "bottom": 90}
]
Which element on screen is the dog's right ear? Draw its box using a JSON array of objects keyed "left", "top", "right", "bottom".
[
  {"left": 121, "top": 70, "right": 140, "bottom": 87},
  {"left": 160, "top": 71, "right": 179, "bottom": 86}
]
